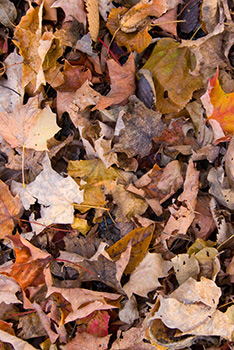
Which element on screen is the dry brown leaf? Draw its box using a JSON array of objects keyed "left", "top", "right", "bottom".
[
  {"left": 0, "top": 96, "right": 61, "bottom": 151},
  {"left": 0, "top": 180, "right": 23, "bottom": 239},
  {"left": 94, "top": 53, "right": 136, "bottom": 110},
  {"left": 0, "top": 275, "right": 22, "bottom": 304},
  {"left": 85, "top": 0, "right": 99, "bottom": 41},
  {"left": 106, "top": 225, "right": 154, "bottom": 274},
  {"left": 113, "top": 96, "right": 164, "bottom": 158},
  {"left": 191, "top": 195, "right": 216, "bottom": 240},
  {"left": 0, "top": 330, "right": 38, "bottom": 350}
]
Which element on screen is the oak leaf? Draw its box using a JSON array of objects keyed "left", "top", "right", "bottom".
[
  {"left": 142, "top": 38, "right": 203, "bottom": 113},
  {"left": 0, "top": 179, "right": 23, "bottom": 239},
  {"left": 201, "top": 68, "right": 234, "bottom": 138},
  {"left": 0, "top": 96, "right": 61, "bottom": 151}
]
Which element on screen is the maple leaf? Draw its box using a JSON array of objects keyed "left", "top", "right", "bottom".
[
  {"left": 142, "top": 38, "right": 203, "bottom": 113},
  {"left": 0, "top": 96, "right": 61, "bottom": 151},
  {"left": 0, "top": 179, "right": 23, "bottom": 239},
  {"left": 51, "top": 0, "right": 86, "bottom": 27},
  {"left": 11, "top": 154, "right": 84, "bottom": 234},
  {"left": 77, "top": 310, "right": 110, "bottom": 337},
  {"left": 201, "top": 67, "right": 234, "bottom": 137}
]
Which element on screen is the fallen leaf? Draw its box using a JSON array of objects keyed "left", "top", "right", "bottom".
[
  {"left": 151, "top": 277, "right": 234, "bottom": 341},
  {"left": 51, "top": 0, "right": 86, "bottom": 27},
  {"left": 201, "top": 67, "right": 234, "bottom": 138},
  {"left": 77, "top": 310, "right": 110, "bottom": 337},
  {"left": 123, "top": 252, "right": 172, "bottom": 298},
  {"left": 191, "top": 195, "right": 216, "bottom": 240},
  {"left": 11, "top": 154, "right": 84, "bottom": 234},
  {"left": 0, "top": 96, "right": 61, "bottom": 151},
  {"left": 0, "top": 0, "right": 17, "bottom": 28},
  {"left": 113, "top": 96, "right": 164, "bottom": 158},
  {"left": 0, "top": 275, "right": 22, "bottom": 304},
  {"left": 112, "top": 184, "right": 148, "bottom": 223},
  {"left": 94, "top": 53, "right": 136, "bottom": 110},
  {"left": 85, "top": 0, "right": 99, "bottom": 41},
  {"left": 0, "top": 179, "right": 23, "bottom": 238},
  {"left": 106, "top": 225, "right": 154, "bottom": 274},
  {"left": 17, "top": 313, "right": 47, "bottom": 339},
  {"left": 172, "top": 254, "right": 200, "bottom": 285},
  {"left": 142, "top": 38, "right": 203, "bottom": 113},
  {"left": 162, "top": 159, "right": 200, "bottom": 238},
  {"left": 0, "top": 329, "right": 38, "bottom": 350},
  {"left": 60, "top": 332, "right": 110, "bottom": 350}
]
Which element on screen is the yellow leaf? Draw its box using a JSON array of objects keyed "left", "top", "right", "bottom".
[
  {"left": 72, "top": 218, "right": 91, "bottom": 235},
  {"left": 106, "top": 224, "right": 154, "bottom": 274}
]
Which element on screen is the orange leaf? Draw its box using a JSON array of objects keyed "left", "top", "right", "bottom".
[
  {"left": 8, "top": 233, "right": 51, "bottom": 290},
  {"left": 0, "top": 180, "right": 23, "bottom": 239},
  {"left": 201, "top": 67, "right": 234, "bottom": 136}
]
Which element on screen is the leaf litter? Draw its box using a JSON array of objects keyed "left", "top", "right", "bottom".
[{"left": 2, "top": 0, "right": 234, "bottom": 349}]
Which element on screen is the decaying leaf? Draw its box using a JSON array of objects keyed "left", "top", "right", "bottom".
[{"left": 114, "top": 96, "right": 164, "bottom": 158}]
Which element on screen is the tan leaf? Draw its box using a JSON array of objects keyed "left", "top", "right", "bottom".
[
  {"left": 86, "top": 0, "right": 99, "bottom": 41},
  {"left": 0, "top": 330, "right": 38, "bottom": 350},
  {"left": 0, "top": 180, "right": 23, "bottom": 239},
  {"left": 0, "top": 97, "right": 61, "bottom": 151},
  {"left": 123, "top": 252, "right": 172, "bottom": 298},
  {"left": 60, "top": 332, "right": 110, "bottom": 350},
  {"left": 51, "top": 0, "right": 86, "bottom": 27},
  {"left": 0, "top": 275, "right": 22, "bottom": 304}
]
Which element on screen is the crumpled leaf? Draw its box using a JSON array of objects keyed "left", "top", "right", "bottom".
[
  {"left": 201, "top": 67, "right": 234, "bottom": 138},
  {"left": 112, "top": 184, "right": 148, "bottom": 223},
  {"left": 0, "top": 179, "right": 23, "bottom": 238},
  {"left": 150, "top": 277, "right": 234, "bottom": 341},
  {"left": 123, "top": 252, "right": 172, "bottom": 298},
  {"left": 45, "top": 268, "right": 120, "bottom": 323},
  {"left": 13, "top": 4, "right": 63, "bottom": 89},
  {"left": 17, "top": 313, "right": 47, "bottom": 339},
  {"left": 0, "top": 96, "right": 61, "bottom": 151},
  {"left": 114, "top": 96, "right": 164, "bottom": 158},
  {"left": 11, "top": 154, "right": 84, "bottom": 234},
  {"left": 142, "top": 38, "right": 203, "bottom": 113},
  {"left": 51, "top": 0, "right": 86, "bottom": 27},
  {"left": 172, "top": 254, "right": 200, "bottom": 285}
]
